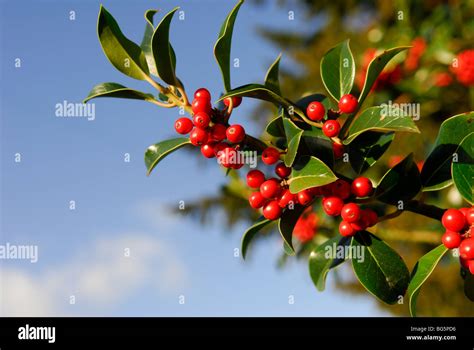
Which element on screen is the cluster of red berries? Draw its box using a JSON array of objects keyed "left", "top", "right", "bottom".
[
  {"left": 451, "top": 49, "right": 474, "bottom": 86},
  {"left": 174, "top": 88, "right": 246, "bottom": 168},
  {"left": 306, "top": 94, "right": 358, "bottom": 159},
  {"left": 441, "top": 207, "right": 474, "bottom": 274}
]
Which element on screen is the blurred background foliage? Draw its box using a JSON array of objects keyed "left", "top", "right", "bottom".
[{"left": 177, "top": 0, "right": 474, "bottom": 316}]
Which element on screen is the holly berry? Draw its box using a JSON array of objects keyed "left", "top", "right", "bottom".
[
  {"left": 192, "top": 97, "right": 212, "bottom": 114},
  {"left": 189, "top": 127, "right": 209, "bottom": 146},
  {"left": 459, "top": 238, "right": 474, "bottom": 260},
  {"left": 278, "top": 189, "right": 295, "bottom": 208},
  {"left": 194, "top": 88, "right": 211, "bottom": 102},
  {"left": 200, "top": 143, "right": 216, "bottom": 158},
  {"left": 362, "top": 209, "right": 378, "bottom": 227},
  {"left": 341, "top": 203, "right": 361, "bottom": 223},
  {"left": 260, "top": 179, "right": 281, "bottom": 199},
  {"left": 223, "top": 96, "right": 242, "bottom": 108},
  {"left": 465, "top": 207, "right": 474, "bottom": 225},
  {"left": 306, "top": 101, "right": 325, "bottom": 121},
  {"left": 469, "top": 260, "right": 474, "bottom": 275},
  {"left": 351, "top": 177, "right": 373, "bottom": 198},
  {"left": 441, "top": 209, "right": 467, "bottom": 232},
  {"left": 226, "top": 124, "right": 246, "bottom": 143},
  {"left": 247, "top": 170, "right": 265, "bottom": 189},
  {"left": 338, "top": 94, "right": 358, "bottom": 114},
  {"left": 263, "top": 200, "right": 282, "bottom": 220},
  {"left": 339, "top": 220, "right": 356, "bottom": 237},
  {"left": 174, "top": 117, "right": 193, "bottom": 135},
  {"left": 213, "top": 142, "right": 228, "bottom": 156},
  {"left": 193, "top": 112, "right": 211, "bottom": 128},
  {"left": 350, "top": 220, "right": 367, "bottom": 232},
  {"left": 210, "top": 123, "right": 227, "bottom": 141},
  {"left": 262, "top": 147, "right": 280, "bottom": 165},
  {"left": 249, "top": 192, "right": 266, "bottom": 209},
  {"left": 275, "top": 162, "right": 291, "bottom": 178},
  {"left": 322, "top": 120, "right": 341, "bottom": 138},
  {"left": 332, "top": 179, "right": 351, "bottom": 200},
  {"left": 297, "top": 189, "right": 313, "bottom": 206},
  {"left": 322, "top": 196, "right": 344, "bottom": 216},
  {"left": 333, "top": 142, "right": 344, "bottom": 159},
  {"left": 217, "top": 146, "right": 236, "bottom": 168},
  {"left": 442, "top": 231, "right": 462, "bottom": 249}
]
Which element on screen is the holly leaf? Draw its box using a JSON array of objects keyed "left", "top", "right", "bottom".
[
  {"left": 264, "top": 53, "right": 282, "bottom": 95},
  {"left": 140, "top": 9, "right": 159, "bottom": 77},
  {"left": 283, "top": 118, "right": 304, "bottom": 167},
  {"left": 97, "top": 6, "right": 149, "bottom": 80},
  {"left": 145, "top": 138, "right": 191, "bottom": 176},
  {"left": 348, "top": 132, "right": 394, "bottom": 174},
  {"left": 241, "top": 218, "right": 271, "bottom": 260},
  {"left": 452, "top": 132, "right": 474, "bottom": 204},
  {"left": 407, "top": 244, "right": 448, "bottom": 317},
  {"left": 351, "top": 231, "right": 410, "bottom": 305},
  {"left": 265, "top": 115, "right": 285, "bottom": 138},
  {"left": 320, "top": 40, "right": 355, "bottom": 101},
  {"left": 288, "top": 156, "right": 338, "bottom": 194},
  {"left": 278, "top": 204, "right": 307, "bottom": 255},
  {"left": 83, "top": 82, "right": 154, "bottom": 103},
  {"left": 214, "top": 0, "right": 244, "bottom": 92}
]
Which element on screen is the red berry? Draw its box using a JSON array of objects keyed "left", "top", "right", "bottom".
[
  {"left": 249, "top": 192, "right": 266, "bottom": 209},
  {"left": 246, "top": 170, "right": 265, "bottom": 189},
  {"left": 297, "top": 189, "right": 313, "bottom": 206},
  {"left": 362, "top": 209, "right": 378, "bottom": 227},
  {"left": 263, "top": 200, "right": 282, "bottom": 220},
  {"left": 333, "top": 142, "right": 344, "bottom": 159},
  {"left": 223, "top": 96, "right": 242, "bottom": 108},
  {"left": 260, "top": 179, "right": 281, "bottom": 199},
  {"left": 213, "top": 142, "right": 228, "bottom": 156},
  {"left": 469, "top": 260, "right": 474, "bottom": 275},
  {"left": 306, "top": 101, "right": 325, "bottom": 121},
  {"left": 193, "top": 112, "right": 211, "bottom": 128},
  {"left": 460, "top": 256, "right": 470, "bottom": 269},
  {"left": 332, "top": 179, "right": 351, "bottom": 200},
  {"left": 194, "top": 88, "right": 211, "bottom": 102},
  {"left": 351, "top": 177, "right": 373, "bottom": 198},
  {"left": 339, "top": 220, "right": 356, "bottom": 237},
  {"left": 189, "top": 127, "right": 208, "bottom": 146},
  {"left": 460, "top": 238, "right": 474, "bottom": 260},
  {"left": 231, "top": 159, "right": 244, "bottom": 169},
  {"left": 210, "top": 124, "right": 227, "bottom": 141},
  {"left": 350, "top": 220, "right": 367, "bottom": 232},
  {"left": 338, "top": 94, "right": 358, "bottom": 114},
  {"left": 278, "top": 189, "right": 295, "bottom": 208},
  {"left": 441, "top": 209, "right": 467, "bottom": 232},
  {"left": 322, "top": 120, "right": 341, "bottom": 138},
  {"left": 226, "top": 124, "right": 246, "bottom": 143},
  {"left": 442, "top": 231, "right": 462, "bottom": 249},
  {"left": 192, "top": 97, "right": 212, "bottom": 114},
  {"left": 465, "top": 207, "right": 474, "bottom": 225},
  {"left": 275, "top": 162, "right": 291, "bottom": 178},
  {"left": 174, "top": 117, "right": 193, "bottom": 134},
  {"left": 341, "top": 203, "right": 361, "bottom": 223},
  {"left": 200, "top": 143, "right": 216, "bottom": 158},
  {"left": 217, "top": 146, "right": 236, "bottom": 168},
  {"left": 262, "top": 147, "right": 280, "bottom": 165},
  {"left": 322, "top": 196, "right": 344, "bottom": 216}
]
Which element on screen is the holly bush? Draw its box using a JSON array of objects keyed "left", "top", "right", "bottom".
[{"left": 84, "top": 1, "right": 474, "bottom": 316}]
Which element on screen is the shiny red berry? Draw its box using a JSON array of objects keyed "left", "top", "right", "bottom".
[
  {"left": 192, "top": 97, "right": 212, "bottom": 114},
  {"left": 210, "top": 124, "right": 227, "bottom": 141},
  {"left": 350, "top": 220, "right": 367, "bottom": 232},
  {"left": 442, "top": 231, "right": 462, "bottom": 249},
  {"left": 278, "top": 189, "right": 295, "bottom": 208},
  {"left": 341, "top": 203, "right": 361, "bottom": 223},
  {"left": 297, "top": 189, "right": 313, "bottom": 206},
  {"left": 306, "top": 101, "right": 325, "bottom": 121},
  {"left": 194, "top": 88, "right": 211, "bottom": 102},
  {"left": 226, "top": 124, "right": 246, "bottom": 143},
  {"left": 323, "top": 120, "right": 341, "bottom": 138},
  {"left": 247, "top": 170, "right": 265, "bottom": 189},
  {"left": 338, "top": 94, "right": 358, "bottom": 114},
  {"left": 339, "top": 220, "right": 356, "bottom": 237},
  {"left": 362, "top": 209, "right": 378, "bottom": 227},
  {"left": 332, "top": 179, "right": 351, "bottom": 200},
  {"left": 465, "top": 207, "right": 474, "bottom": 225},
  {"left": 217, "top": 146, "right": 236, "bottom": 168},
  {"left": 441, "top": 209, "right": 467, "bottom": 232},
  {"left": 275, "top": 162, "right": 291, "bottom": 178},
  {"left": 459, "top": 238, "right": 474, "bottom": 260},
  {"left": 260, "top": 179, "right": 281, "bottom": 199},
  {"left": 200, "top": 143, "right": 216, "bottom": 158},
  {"left": 223, "top": 96, "right": 242, "bottom": 108},
  {"left": 213, "top": 142, "right": 228, "bottom": 156},
  {"left": 193, "top": 112, "right": 211, "bottom": 128},
  {"left": 262, "top": 147, "right": 280, "bottom": 165},
  {"left": 249, "top": 192, "right": 266, "bottom": 209},
  {"left": 263, "top": 200, "right": 282, "bottom": 220},
  {"left": 333, "top": 142, "right": 344, "bottom": 159},
  {"left": 322, "top": 196, "right": 344, "bottom": 216},
  {"left": 351, "top": 177, "right": 373, "bottom": 198},
  {"left": 174, "top": 117, "right": 193, "bottom": 134},
  {"left": 189, "top": 127, "right": 208, "bottom": 146}
]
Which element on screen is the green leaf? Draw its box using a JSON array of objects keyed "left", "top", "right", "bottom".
[
  {"left": 83, "top": 82, "right": 154, "bottom": 103},
  {"left": 452, "top": 132, "right": 474, "bottom": 204},
  {"left": 151, "top": 7, "right": 179, "bottom": 86},
  {"left": 375, "top": 153, "right": 421, "bottom": 204},
  {"left": 320, "top": 40, "right": 355, "bottom": 101},
  {"left": 145, "top": 138, "right": 191, "bottom": 176},
  {"left": 351, "top": 231, "right": 410, "bottom": 305},
  {"left": 283, "top": 118, "right": 304, "bottom": 167},
  {"left": 407, "top": 244, "right": 448, "bottom": 317},
  {"left": 288, "top": 156, "right": 338, "bottom": 193},
  {"left": 344, "top": 106, "right": 419, "bottom": 144},
  {"left": 309, "top": 236, "right": 350, "bottom": 291},
  {"left": 348, "top": 132, "right": 394, "bottom": 174},
  {"left": 264, "top": 53, "right": 281, "bottom": 95},
  {"left": 278, "top": 204, "right": 307, "bottom": 255},
  {"left": 301, "top": 133, "right": 335, "bottom": 168},
  {"left": 265, "top": 115, "right": 285, "bottom": 137},
  {"left": 421, "top": 112, "right": 474, "bottom": 191},
  {"left": 358, "top": 47, "right": 409, "bottom": 105},
  {"left": 140, "top": 9, "right": 159, "bottom": 77},
  {"left": 214, "top": 0, "right": 244, "bottom": 92},
  {"left": 97, "top": 6, "right": 150, "bottom": 80},
  {"left": 241, "top": 218, "right": 271, "bottom": 260}
]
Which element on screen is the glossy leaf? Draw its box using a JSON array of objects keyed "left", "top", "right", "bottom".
[
  {"left": 320, "top": 40, "right": 355, "bottom": 101},
  {"left": 214, "top": 0, "right": 244, "bottom": 92},
  {"left": 283, "top": 118, "right": 304, "bottom": 167},
  {"left": 309, "top": 236, "right": 350, "bottom": 291},
  {"left": 452, "top": 132, "right": 474, "bottom": 204},
  {"left": 421, "top": 112, "right": 474, "bottom": 191},
  {"left": 301, "top": 133, "right": 335, "bottom": 168},
  {"left": 145, "top": 138, "right": 191, "bottom": 176},
  {"left": 344, "top": 106, "right": 419, "bottom": 144},
  {"left": 348, "top": 132, "right": 394, "bottom": 174},
  {"left": 265, "top": 115, "right": 285, "bottom": 137},
  {"left": 351, "top": 231, "right": 410, "bottom": 305},
  {"left": 151, "top": 7, "right": 179, "bottom": 86},
  {"left": 264, "top": 53, "right": 282, "bottom": 95},
  {"left": 278, "top": 204, "right": 307, "bottom": 255},
  {"left": 407, "top": 244, "right": 448, "bottom": 317},
  {"left": 83, "top": 82, "right": 154, "bottom": 103},
  {"left": 288, "top": 156, "right": 338, "bottom": 194},
  {"left": 241, "top": 218, "right": 271, "bottom": 260},
  {"left": 97, "top": 6, "right": 149, "bottom": 80},
  {"left": 140, "top": 10, "right": 159, "bottom": 76}
]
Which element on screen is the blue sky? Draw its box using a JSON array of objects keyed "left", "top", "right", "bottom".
[{"left": 0, "top": 0, "right": 389, "bottom": 316}]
